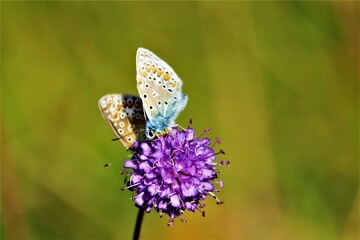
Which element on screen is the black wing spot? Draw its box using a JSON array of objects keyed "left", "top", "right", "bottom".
[
  {"left": 143, "top": 94, "right": 147, "bottom": 99},
  {"left": 149, "top": 105, "right": 153, "bottom": 110}
]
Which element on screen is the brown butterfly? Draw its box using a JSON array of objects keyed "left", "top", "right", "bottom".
[{"left": 98, "top": 94, "right": 146, "bottom": 149}]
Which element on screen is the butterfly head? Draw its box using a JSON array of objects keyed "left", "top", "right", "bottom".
[{"left": 145, "top": 128, "right": 156, "bottom": 139}]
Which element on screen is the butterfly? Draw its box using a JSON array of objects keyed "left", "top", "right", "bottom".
[{"left": 99, "top": 48, "right": 187, "bottom": 149}]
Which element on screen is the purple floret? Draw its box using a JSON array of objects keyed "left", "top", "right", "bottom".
[{"left": 123, "top": 127, "right": 227, "bottom": 226}]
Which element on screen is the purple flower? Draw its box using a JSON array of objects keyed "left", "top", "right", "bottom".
[{"left": 122, "top": 126, "right": 229, "bottom": 226}]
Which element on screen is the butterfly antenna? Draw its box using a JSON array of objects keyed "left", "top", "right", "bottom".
[
  {"left": 103, "top": 155, "right": 131, "bottom": 167},
  {"left": 111, "top": 132, "right": 135, "bottom": 141},
  {"left": 188, "top": 118, "right": 193, "bottom": 128},
  {"left": 103, "top": 158, "right": 120, "bottom": 167}
]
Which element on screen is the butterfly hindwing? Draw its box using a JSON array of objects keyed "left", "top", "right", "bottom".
[
  {"left": 98, "top": 94, "right": 146, "bottom": 149},
  {"left": 136, "top": 48, "right": 188, "bottom": 133}
]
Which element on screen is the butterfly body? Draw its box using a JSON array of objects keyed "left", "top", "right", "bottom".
[{"left": 99, "top": 48, "right": 187, "bottom": 147}]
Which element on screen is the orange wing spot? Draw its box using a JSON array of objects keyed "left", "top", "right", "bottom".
[
  {"left": 170, "top": 81, "right": 177, "bottom": 88},
  {"left": 163, "top": 71, "right": 171, "bottom": 81},
  {"left": 127, "top": 102, "right": 134, "bottom": 108},
  {"left": 137, "top": 76, "right": 143, "bottom": 84},
  {"left": 112, "top": 112, "right": 118, "bottom": 118},
  {"left": 157, "top": 67, "right": 163, "bottom": 77},
  {"left": 152, "top": 64, "right": 157, "bottom": 73},
  {"left": 106, "top": 98, "right": 113, "bottom": 105},
  {"left": 116, "top": 104, "right": 121, "bottom": 111},
  {"left": 146, "top": 63, "right": 151, "bottom": 72},
  {"left": 134, "top": 101, "right": 142, "bottom": 109}
]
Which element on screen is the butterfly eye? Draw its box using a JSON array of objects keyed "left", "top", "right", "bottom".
[{"left": 147, "top": 130, "right": 154, "bottom": 139}]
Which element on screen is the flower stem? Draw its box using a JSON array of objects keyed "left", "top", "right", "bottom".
[{"left": 133, "top": 207, "right": 145, "bottom": 240}]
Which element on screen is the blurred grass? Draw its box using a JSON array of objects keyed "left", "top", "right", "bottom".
[{"left": 1, "top": 1, "right": 359, "bottom": 239}]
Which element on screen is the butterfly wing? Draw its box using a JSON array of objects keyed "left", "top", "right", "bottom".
[
  {"left": 136, "top": 48, "right": 188, "bottom": 133},
  {"left": 98, "top": 94, "right": 146, "bottom": 149}
]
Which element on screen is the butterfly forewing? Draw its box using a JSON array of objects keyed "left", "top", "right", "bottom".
[
  {"left": 98, "top": 94, "right": 146, "bottom": 149},
  {"left": 136, "top": 48, "right": 188, "bottom": 132}
]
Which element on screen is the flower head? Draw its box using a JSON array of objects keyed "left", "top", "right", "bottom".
[{"left": 122, "top": 126, "right": 229, "bottom": 226}]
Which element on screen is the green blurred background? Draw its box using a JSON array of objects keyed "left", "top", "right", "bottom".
[{"left": 1, "top": 1, "right": 359, "bottom": 239}]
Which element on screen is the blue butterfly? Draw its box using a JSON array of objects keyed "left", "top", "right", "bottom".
[
  {"left": 99, "top": 48, "right": 187, "bottom": 148},
  {"left": 136, "top": 48, "right": 188, "bottom": 138}
]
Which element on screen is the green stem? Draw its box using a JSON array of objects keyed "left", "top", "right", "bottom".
[{"left": 133, "top": 207, "right": 145, "bottom": 240}]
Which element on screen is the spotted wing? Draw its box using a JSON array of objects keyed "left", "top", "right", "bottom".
[
  {"left": 136, "top": 48, "right": 188, "bottom": 132},
  {"left": 98, "top": 94, "right": 146, "bottom": 149}
]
